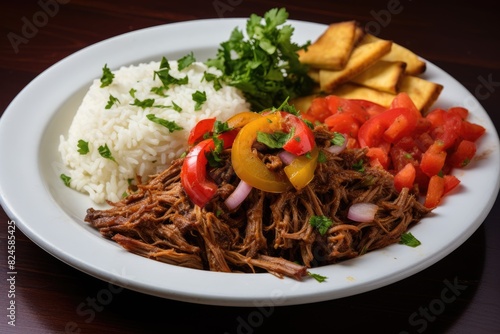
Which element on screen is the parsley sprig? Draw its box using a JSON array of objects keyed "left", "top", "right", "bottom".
[
  {"left": 154, "top": 57, "right": 188, "bottom": 88},
  {"left": 206, "top": 8, "right": 313, "bottom": 111},
  {"left": 100, "top": 64, "right": 114, "bottom": 88},
  {"left": 146, "top": 114, "right": 183, "bottom": 133}
]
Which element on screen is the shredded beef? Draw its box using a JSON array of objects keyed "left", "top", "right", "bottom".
[{"left": 85, "top": 125, "right": 430, "bottom": 280}]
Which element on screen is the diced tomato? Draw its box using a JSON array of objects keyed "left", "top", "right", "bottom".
[
  {"left": 366, "top": 146, "right": 390, "bottom": 169},
  {"left": 430, "top": 111, "right": 462, "bottom": 149},
  {"left": 324, "top": 112, "right": 360, "bottom": 138},
  {"left": 281, "top": 112, "right": 316, "bottom": 156},
  {"left": 443, "top": 174, "right": 461, "bottom": 194},
  {"left": 425, "top": 108, "right": 447, "bottom": 128},
  {"left": 414, "top": 132, "right": 434, "bottom": 154},
  {"left": 448, "top": 107, "right": 468, "bottom": 120},
  {"left": 414, "top": 165, "right": 430, "bottom": 193},
  {"left": 390, "top": 144, "right": 417, "bottom": 172},
  {"left": 304, "top": 93, "right": 485, "bottom": 209},
  {"left": 424, "top": 175, "right": 445, "bottom": 208},
  {"left": 383, "top": 111, "right": 413, "bottom": 143},
  {"left": 394, "top": 162, "right": 416, "bottom": 192},
  {"left": 447, "top": 140, "right": 477, "bottom": 168},
  {"left": 358, "top": 107, "right": 417, "bottom": 147},
  {"left": 349, "top": 99, "right": 387, "bottom": 117},
  {"left": 460, "top": 120, "right": 486, "bottom": 142},
  {"left": 420, "top": 141, "right": 447, "bottom": 177},
  {"left": 324, "top": 95, "right": 370, "bottom": 124},
  {"left": 389, "top": 92, "right": 420, "bottom": 118},
  {"left": 413, "top": 117, "right": 432, "bottom": 136},
  {"left": 306, "top": 97, "right": 331, "bottom": 123}
]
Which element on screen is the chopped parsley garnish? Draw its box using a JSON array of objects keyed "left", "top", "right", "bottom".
[
  {"left": 203, "top": 72, "right": 222, "bottom": 91},
  {"left": 177, "top": 52, "right": 196, "bottom": 71},
  {"left": 256, "top": 129, "right": 294, "bottom": 149},
  {"left": 129, "top": 88, "right": 137, "bottom": 98},
  {"left": 100, "top": 64, "right": 114, "bottom": 88},
  {"left": 213, "top": 120, "right": 231, "bottom": 134},
  {"left": 170, "top": 101, "right": 182, "bottom": 112},
  {"left": 331, "top": 132, "right": 346, "bottom": 147},
  {"left": 60, "top": 174, "right": 71, "bottom": 187},
  {"left": 150, "top": 86, "right": 167, "bottom": 97},
  {"left": 309, "top": 215, "right": 333, "bottom": 235},
  {"left": 318, "top": 150, "right": 327, "bottom": 163},
  {"left": 399, "top": 232, "right": 421, "bottom": 247},
  {"left": 353, "top": 160, "right": 365, "bottom": 173},
  {"left": 308, "top": 271, "right": 327, "bottom": 283},
  {"left": 77, "top": 139, "right": 89, "bottom": 155},
  {"left": 146, "top": 114, "right": 183, "bottom": 133},
  {"left": 131, "top": 98, "right": 155, "bottom": 109},
  {"left": 206, "top": 136, "right": 224, "bottom": 167},
  {"left": 271, "top": 97, "right": 299, "bottom": 116},
  {"left": 192, "top": 90, "right": 207, "bottom": 110},
  {"left": 154, "top": 56, "right": 188, "bottom": 88},
  {"left": 205, "top": 8, "right": 313, "bottom": 110},
  {"left": 98, "top": 144, "right": 116, "bottom": 162},
  {"left": 105, "top": 94, "right": 120, "bottom": 109}
]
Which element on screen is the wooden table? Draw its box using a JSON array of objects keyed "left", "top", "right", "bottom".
[{"left": 1, "top": 1, "right": 499, "bottom": 333}]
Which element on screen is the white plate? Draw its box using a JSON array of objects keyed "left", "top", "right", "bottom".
[{"left": 1, "top": 18, "right": 499, "bottom": 307}]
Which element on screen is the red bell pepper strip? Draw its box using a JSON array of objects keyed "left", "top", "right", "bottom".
[{"left": 181, "top": 130, "right": 238, "bottom": 207}]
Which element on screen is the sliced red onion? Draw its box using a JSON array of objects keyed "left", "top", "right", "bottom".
[
  {"left": 277, "top": 150, "right": 298, "bottom": 165},
  {"left": 224, "top": 180, "right": 253, "bottom": 210},
  {"left": 347, "top": 202, "right": 378, "bottom": 223},
  {"left": 326, "top": 133, "right": 347, "bottom": 154}
]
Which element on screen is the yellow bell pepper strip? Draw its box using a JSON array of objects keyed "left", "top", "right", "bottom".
[
  {"left": 284, "top": 147, "right": 319, "bottom": 190},
  {"left": 231, "top": 112, "right": 291, "bottom": 193},
  {"left": 225, "top": 111, "right": 263, "bottom": 129}
]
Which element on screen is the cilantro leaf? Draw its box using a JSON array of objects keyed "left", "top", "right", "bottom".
[
  {"left": 213, "top": 120, "right": 231, "bottom": 134},
  {"left": 170, "top": 101, "right": 182, "bottom": 112},
  {"left": 98, "top": 144, "right": 116, "bottom": 162},
  {"left": 100, "top": 64, "right": 114, "bottom": 88},
  {"left": 150, "top": 86, "right": 167, "bottom": 96},
  {"left": 309, "top": 215, "right": 333, "bottom": 235},
  {"left": 206, "top": 8, "right": 313, "bottom": 111},
  {"left": 60, "top": 174, "right": 71, "bottom": 187},
  {"left": 178, "top": 52, "right": 196, "bottom": 71},
  {"left": 206, "top": 136, "right": 224, "bottom": 167},
  {"left": 131, "top": 98, "right": 155, "bottom": 109},
  {"left": 399, "top": 232, "right": 421, "bottom": 247},
  {"left": 308, "top": 271, "right": 327, "bottom": 283},
  {"left": 353, "top": 160, "right": 365, "bottom": 173},
  {"left": 77, "top": 139, "right": 89, "bottom": 155},
  {"left": 331, "top": 132, "right": 346, "bottom": 146},
  {"left": 146, "top": 114, "right": 183, "bottom": 133},
  {"left": 203, "top": 71, "right": 222, "bottom": 91},
  {"left": 192, "top": 90, "right": 207, "bottom": 110},
  {"left": 105, "top": 94, "right": 120, "bottom": 109},
  {"left": 256, "top": 130, "right": 292, "bottom": 149},
  {"left": 154, "top": 57, "right": 188, "bottom": 88}
]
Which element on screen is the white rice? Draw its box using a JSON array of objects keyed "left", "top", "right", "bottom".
[{"left": 59, "top": 60, "right": 249, "bottom": 203}]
